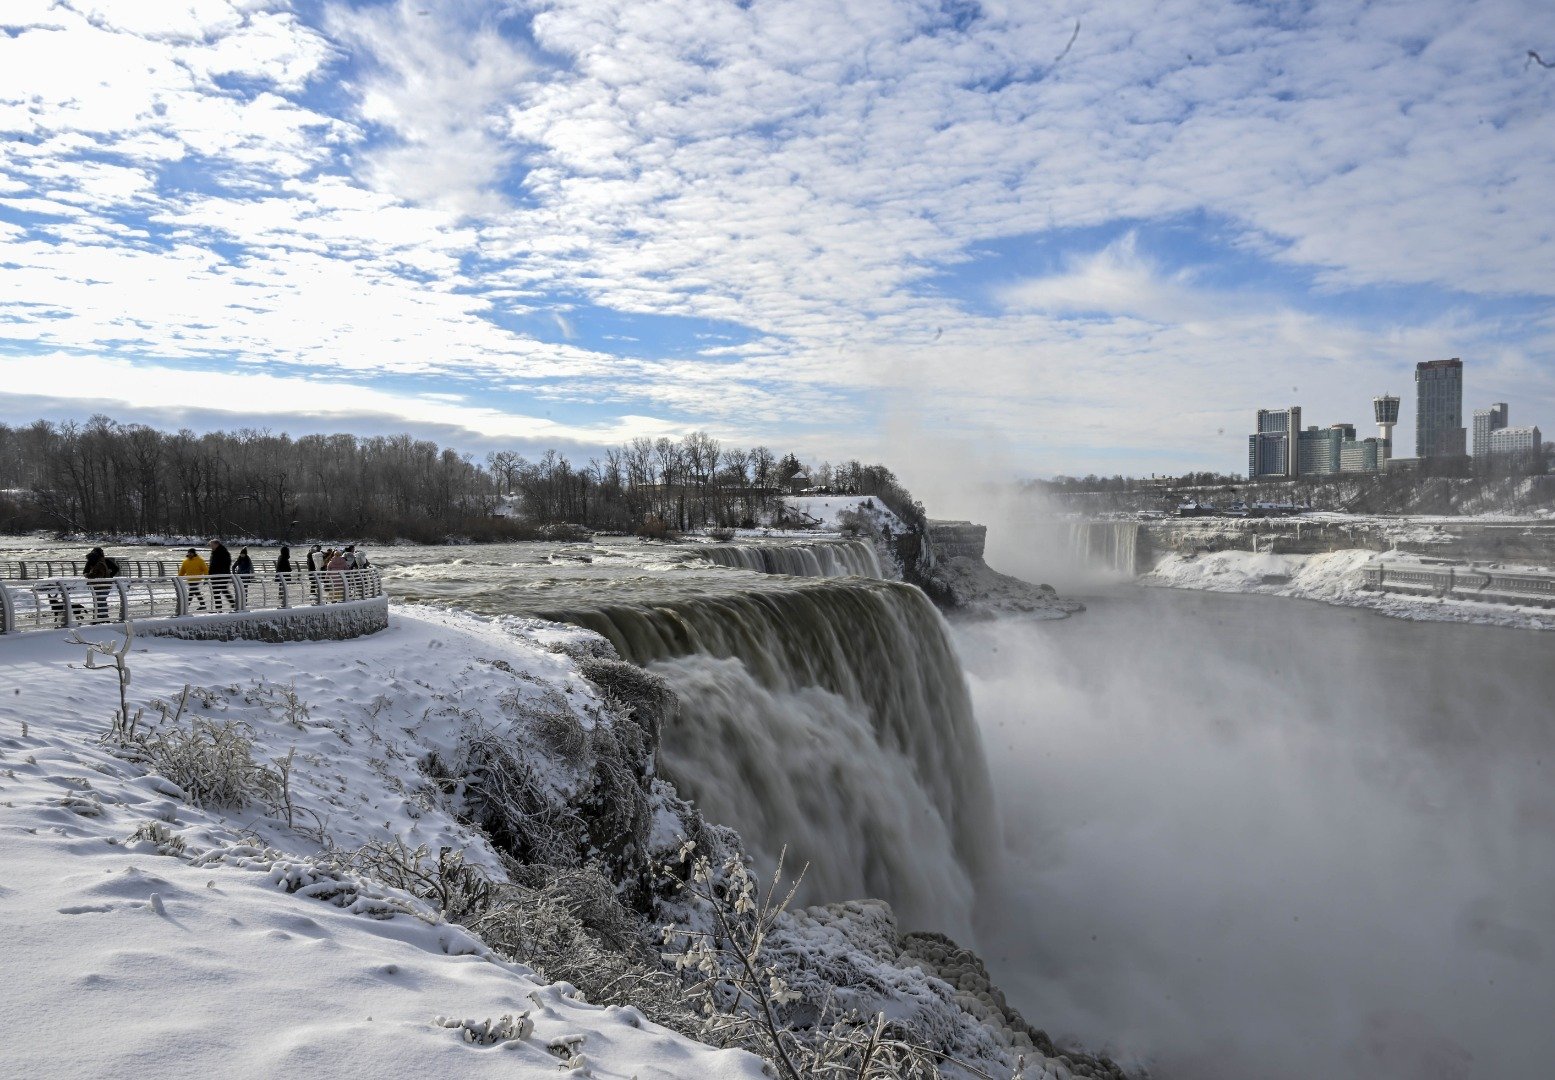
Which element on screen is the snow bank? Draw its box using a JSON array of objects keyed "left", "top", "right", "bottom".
[
  {"left": 0, "top": 608, "right": 766, "bottom": 1079},
  {"left": 1143, "top": 549, "right": 1555, "bottom": 631},
  {"left": 780, "top": 495, "right": 904, "bottom": 533}
]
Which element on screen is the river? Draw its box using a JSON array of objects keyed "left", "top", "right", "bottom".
[{"left": 959, "top": 585, "right": 1555, "bottom": 1079}]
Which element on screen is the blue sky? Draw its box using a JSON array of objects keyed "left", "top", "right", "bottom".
[{"left": 1, "top": 0, "right": 1553, "bottom": 480}]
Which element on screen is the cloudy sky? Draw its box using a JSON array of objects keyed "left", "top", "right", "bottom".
[{"left": 2, "top": 0, "right": 1553, "bottom": 477}]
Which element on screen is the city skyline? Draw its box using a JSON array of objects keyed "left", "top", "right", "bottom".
[
  {"left": 1244, "top": 354, "right": 1549, "bottom": 479},
  {"left": 1, "top": 2, "right": 1554, "bottom": 483}
]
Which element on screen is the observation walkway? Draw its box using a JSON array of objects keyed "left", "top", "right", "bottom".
[
  {"left": 1361, "top": 561, "right": 1555, "bottom": 608},
  {"left": 0, "top": 567, "right": 384, "bottom": 636}
]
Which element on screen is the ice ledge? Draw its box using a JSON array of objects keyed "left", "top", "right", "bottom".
[{"left": 135, "top": 597, "right": 389, "bottom": 642}]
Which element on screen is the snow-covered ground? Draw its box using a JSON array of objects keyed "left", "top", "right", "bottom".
[
  {"left": 0, "top": 608, "right": 766, "bottom": 1079},
  {"left": 1143, "top": 549, "right": 1555, "bottom": 631},
  {"left": 779, "top": 495, "right": 903, "bottom": 533}
]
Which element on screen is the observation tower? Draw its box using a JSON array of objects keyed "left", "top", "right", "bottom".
[{"left": 1373, "top": 394, "right": 1400, "bottom": 459}]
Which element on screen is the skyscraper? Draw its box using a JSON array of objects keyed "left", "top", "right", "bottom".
[
  {"left": 1472, "top": 402, "right": 1508, "bottom": 458},
  {"left": 1248, "top": 406, "right": 1301, "bottom": 478},
  {"left": 1415, "top": 359, "right": 1464, "bottom": 459}
]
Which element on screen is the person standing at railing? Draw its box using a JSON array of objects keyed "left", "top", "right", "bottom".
[
  {"left": 234, "top": 547, "right": 254, "bottom": 579},
  {"left": 84, "top": 547, "right": 114, "bottom": 623},
  {"left": 276, "top": 545, "right": 292, "bottom": 575},
  {"left": 178, "top": 548, "right": 209, "bottom": 611},
  {"left": 306, "top": 544, "right": 325, "bottom": 603},
  {"left": 326, "top": 548, "right": 348, "bottom": 602},
  {"left": 208, "top": 539, "right": 234, "bottom": 611}
]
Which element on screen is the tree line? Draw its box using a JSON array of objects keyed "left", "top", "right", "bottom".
[
  {"left": 1030, "top": 471, "right": 1245, "bottom": 494},
  {"left": 0, "top": 417, "right": 924, "bottom": 542}
]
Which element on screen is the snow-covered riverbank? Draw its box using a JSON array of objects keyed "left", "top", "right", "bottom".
[{"left": 1142, "top": 549, "right": 1555, "bottom": 631}]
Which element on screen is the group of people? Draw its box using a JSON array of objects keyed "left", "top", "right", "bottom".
[
  {"left": 164, "top": 540, "right": 371, "bottom": 611},
  {"left": 42, "top": 541, "right": 373, "bottom": 626}
]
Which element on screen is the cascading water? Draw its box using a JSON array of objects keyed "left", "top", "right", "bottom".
[
  {"left": 1047, "top": 520, "right": 1140, "bottom": 575},
  {"left": 688, "top": 538, "right": 883, "bottom": 579},
  {"left": 534, "top": 578, "right": 994, "bottom": 938}
]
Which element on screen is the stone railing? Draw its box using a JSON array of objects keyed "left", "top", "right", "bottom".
[
  {"left": 0, "top": 568, "right": 383, "bottom": 635},
  {"left": 1360, "top": 561, "right": 1555, "bottom": 608}
]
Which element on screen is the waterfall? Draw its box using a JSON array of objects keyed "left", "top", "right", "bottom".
[
  {"left": 1041, "top": 520, "right": 1140, "bottom": 575},
  {"left": 537, "top": 579, "right": 993, "bottom": 938},
  {"left": 688, "top": 538, "right": 883, "bottom": 579}
]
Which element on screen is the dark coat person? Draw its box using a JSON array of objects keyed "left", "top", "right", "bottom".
[
  {"left": 83, "top": 546, "right": 112, "bottom": 622},
  {"left": 276, "top": 546, "right": 292, "bottom": 574},
  {"left": 234, "top": 548, "right": 254, "bottom": 577},
  {"left": 207, "top": 540, "right": 234, "bottom": 611},
  {"left": 83, "top": 547, "right": 110, "bottom": 579}
]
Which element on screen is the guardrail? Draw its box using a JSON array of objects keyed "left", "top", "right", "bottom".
[
  {"left": 1361, "top": 562, "right": 1555, "bottom": 608},
  {"left": 0, "top": 568, "right": 383, "bottom": 635},
  {"left": 0, "top": 557, "right": 287, "bottom": 580}
]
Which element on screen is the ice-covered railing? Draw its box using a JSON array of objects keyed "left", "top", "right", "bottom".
[
  {"left": 0, "top": 569, "right": 383, "bottom": 635},
  {"left": 0, "top": 557, "right": 282, "bottom": 580},
  {"left": 1361, "top": 561, "right": 1555, "bottom": 607}
]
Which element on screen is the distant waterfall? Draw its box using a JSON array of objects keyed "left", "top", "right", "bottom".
[
  {"left": 689, "top": 539, "right": 883, "bottom": 579},
  {"left": 1055, "top": 520, "right": 1141, "bottom": 575},
  {"left": 539, "top": 579, "right": 993, "bottom": 937}
]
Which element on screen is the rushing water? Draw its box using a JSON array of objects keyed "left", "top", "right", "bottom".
[
  {"left": 961, "top": 586, "right": 1555, "bottom": 1080},
  {"left": 687, "top": 538, "right": 882, "bottom": 578},
  {"left": 375, "top": 535, "right": 989, "bottom": 937},
  {"left": 547, "top": 581, "right": 992, "bottom": 937}
]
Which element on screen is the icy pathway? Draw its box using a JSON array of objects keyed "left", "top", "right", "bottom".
[{"left": 0, "top": 609, "right": 766, "bottom": 1080}]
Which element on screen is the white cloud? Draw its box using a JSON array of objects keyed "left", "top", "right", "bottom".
[
  {"left": 0, "top": 352, "right": 680, "bottom": 445},
  {"left": 324, "top": 0, "right": 540, "bottom": 216},
  {"left": 0, "top": 0, "right": 1552, "bottom": 474}
]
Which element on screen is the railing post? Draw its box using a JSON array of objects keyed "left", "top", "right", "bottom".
[
  {"left": 0, "top": 583, "right": 14, "bottom": 634},
  {"left": 61, "top": 583, "right": 76, "bottom": 629},
  {"left": 279, "top": 574, "right": 291, "bottom": 609},
  {"left": 173, "top": 577, "right": 189, "bottom": 618},
  {"left": 113, "top": 579, "right": 129, "bottom": 624},
  {"left": 233, "top": 574, "right": 247, "bottom": 612}
]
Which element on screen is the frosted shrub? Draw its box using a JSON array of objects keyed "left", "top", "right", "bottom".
[
  {"left": 67, "top": 619, "right": 141, "bottom": 742},
  {"left": 577, "top": 658, "right": 676, "bottom": 743},
  {"left": 658, "top": 846, "right": 938, "bottom": 1080},
  {"left": 243, "top": 678, "right": 311, "bottom": 729},
  {"left": 134, "top": 717, "right": 282, "bottom": 811},
  {"left": 339, "top": 840, "right": 495, "bottom": 928},
  {"left": 433, "top": 1013, "right": 533, "bottom": 1046},
  {"left": 460, "top": 727, "right": 587, "bottom": 866},
  {"left": 580, "top": 719, "right": 652, "bottom": 872},
  {"left": 332, "top": 838, "right": 704, "bottom": 1038},
  {"left": 127, "top": 820, "right": 187, "bottom": 856}
]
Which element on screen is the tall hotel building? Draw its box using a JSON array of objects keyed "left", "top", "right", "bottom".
[
  {"left": 1473, "top": 402, "right": 1508, "bottom": 458},
  {"left": 1415, "top": 358, "right": 1465, "bottom": 459},
  {"left": 1248, "top": 406, "right": 1300, "bottom": 478}
]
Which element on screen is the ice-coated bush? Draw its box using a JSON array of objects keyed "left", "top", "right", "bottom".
[
  {"left": 460, "top": 726, "right": 589, "bottom": 866},
  {"left": 576, "top": 658, "right": 676, "bottom": 744},
  {"left": 131, "top": 717, "right": 281, "bottom": 811},
  {"left": 433, "top": 1012, "right": 533, "bottom": 1046}
]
